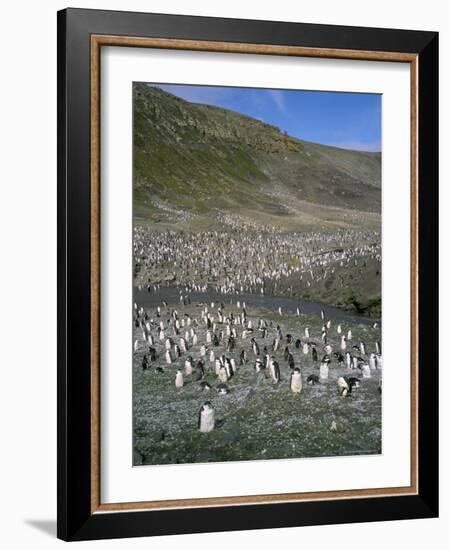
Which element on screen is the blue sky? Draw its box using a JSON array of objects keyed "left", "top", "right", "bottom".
[{"left": 148, "top": 83, "right": 381, "bottom": 152}]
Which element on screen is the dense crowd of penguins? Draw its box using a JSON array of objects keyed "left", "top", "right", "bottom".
[
  {"left": 133, "top": 225, "right": 381, "bottom": 297},
  {"left": 134, "top": 297, "right": 382, "bottom": 433}
]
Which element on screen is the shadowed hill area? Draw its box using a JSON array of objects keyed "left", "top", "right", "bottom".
[{"left": 133, "top": 83, "right": 381, "bottom": 230}]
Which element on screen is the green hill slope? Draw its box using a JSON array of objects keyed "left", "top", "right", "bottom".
[{"left": 133, "top": 83, "right": 381, "bottom": 230}]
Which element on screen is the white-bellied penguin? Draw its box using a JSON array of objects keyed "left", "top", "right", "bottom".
[
  {"left": 290, "top": 367, "right": 302, "bottom": 393},
  {"left": 175, "top": 369, "right": 184, "bottom": 389},
  {"left": 198, "top": 401, "right": 215, "bottom": 433}
]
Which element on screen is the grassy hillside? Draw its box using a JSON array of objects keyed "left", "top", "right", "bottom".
[{"left": 133, "top": 83, "right": 381, "bottom": 230}]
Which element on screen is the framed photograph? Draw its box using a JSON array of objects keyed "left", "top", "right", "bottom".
[{"left": 57, "top": 8, "right": 438, "bottom": 541}]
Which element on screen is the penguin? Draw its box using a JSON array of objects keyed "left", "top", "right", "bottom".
[
  {"left": 254, "top": 358, "right": 264, "bottom": 372},
  {"left": 227, "top": 336, "right": 236, "bottom": 352},
  {"left": 290, "top": 367, "right": 302, "bottom": 393},
  {"left": 295, "top": 338, "right": 301, "bottom": 349},
  {"left": 200, "top": 381, "right": 212, "bottom": 391},
  {"left": 214, "top": 358, "right": 222, "bottom": 375},
  {"left": 273, "top": 338, "right": 280, "bottom": 352},
  {"left": 198, "top": 401, "right": 215, "bottom": 433},
  {"left": 345, "top": 351, "right": 352, "bottom": 369},
  {"left": 288, "top": 352, "right": 295, "bottom": 369},
  {"left": 369, "top": 353, "right": 377, "bottom": 370},
  {"left": 141, "top": 354, "right": 149, "bottom": 371},
  {"left": 359, "top": 341, "right": 366, "bottom": 356},
  {"left": 224, "top": 358, "right": 234, "bottom": 379},
  {"left": 307, "top": 374, "right": 320, "bottom": 386},
  {"left": 195, "top": 361, "right": 205, "bottom": 381},
  {"left": 180, "top": 338, "right": 187, "bottom": 353},
  {"left": 344, "top": 376, "right": 361, "bottom": 393},
  {"left": 218, "top": 365, "right": 228, "bottom": 383},
  {"left": 312, "top": 346, "right": 318, "bottom": 362},
  {"left": 304, "top": 327, "right": 310, "bottom": 339},
  {"left": 165, "top": 349, "right": 172, "bottom": 364},
  {"left": 185, "top": 356, "right": 194, "bottom": 375},
  {"left": 337, "top": 376, "right": 350, "bottom": 397},
  {"left": 216, "top": 383, "right": 230, "bottom": 395},
  {"left": 230, "top": 357, "right": 237, "bottom": 374},
  {"left": 251, "top": 338, "right": 260, "bottom": 356},
  {"left": 270, "top": 359, "right": 281, "bottom": 384},
  {"left": 175, "top": 369, "right": 184, "bottom": 389}
]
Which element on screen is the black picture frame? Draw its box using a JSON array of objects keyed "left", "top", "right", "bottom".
[{"left": 57, "top": 7, "right": 438, "bottom": 541}]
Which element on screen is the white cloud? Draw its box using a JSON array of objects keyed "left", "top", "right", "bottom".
[{"left": 266, "top": 90, "right": 287, "bottom": 115}]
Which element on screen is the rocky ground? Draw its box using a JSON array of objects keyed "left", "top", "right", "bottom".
[{"left": 133, "top": 299, "right": 382, "bottom": 466}]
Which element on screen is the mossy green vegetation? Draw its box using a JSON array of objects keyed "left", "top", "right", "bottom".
[{"left": 133, "top": 83, "right": 381, "bottom": 227}]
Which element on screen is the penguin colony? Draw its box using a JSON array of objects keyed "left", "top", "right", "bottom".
[
  {"left": 133, "top": 225, "right": 381, "bottom": 300},
  {"left": 133, "top": 295, "right": 382, "bottom": 465}
]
